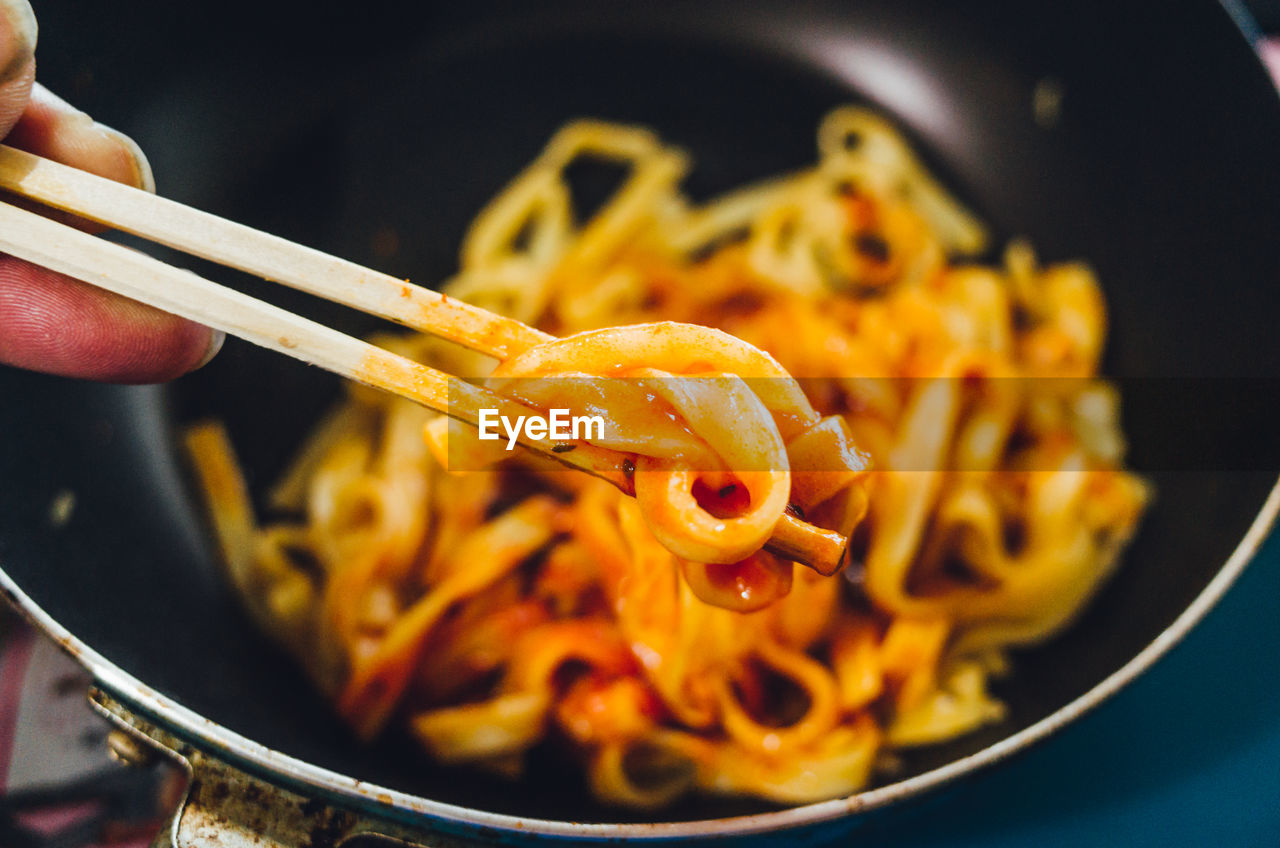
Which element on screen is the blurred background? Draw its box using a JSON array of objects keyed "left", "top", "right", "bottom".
[{"left": 1, "top": 1, "right": 1277, "bottom": 846}]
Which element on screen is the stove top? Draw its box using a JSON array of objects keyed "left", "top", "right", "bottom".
[{"left": 0, "top": 615, "right": 179, "bottom": 848}]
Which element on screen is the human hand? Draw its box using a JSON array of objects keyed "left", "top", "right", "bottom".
[{"left": 0, "top": 0, "right": 220, "bottom": 383}]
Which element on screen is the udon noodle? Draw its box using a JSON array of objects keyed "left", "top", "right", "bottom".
[{"left": 186, "top": 108, "right": 1148, "bottom": 806}]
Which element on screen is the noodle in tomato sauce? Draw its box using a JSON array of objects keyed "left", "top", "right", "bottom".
[{"left": 186, "top": 108, "right": 1147, "bottom": 806}]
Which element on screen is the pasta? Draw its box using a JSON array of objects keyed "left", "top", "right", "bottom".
[{"left": 185, "top": 108, "right": 1148, "bottom": 807}]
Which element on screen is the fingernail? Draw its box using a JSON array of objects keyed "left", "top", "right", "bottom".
[
  {"left": 195, "top": 329, "right": 225, "bottom": 370},
  {"left": 0, "top": 0, "right": 37, "bottom": 81},
  {"left": 95, "top": 122, "right": 156, "bottom": 193}
]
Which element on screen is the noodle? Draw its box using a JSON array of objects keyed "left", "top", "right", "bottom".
[{"left": 185, "top": 108, "right": 1147, "bottom": 806}]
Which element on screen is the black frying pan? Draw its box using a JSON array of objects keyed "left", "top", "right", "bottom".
[{"left": 2, "top": 0, "right": 1279, "bottom": 844}]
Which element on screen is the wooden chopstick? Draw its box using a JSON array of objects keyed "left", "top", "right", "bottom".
[
  {"left": 0, "top": 145, "right": 552, "bottom": 361},
  {"left": 0, "top": 198, "right": 630, "bottom": 492},
  {"left": 0, "top": 148, "right": 847, "bottom": 575}
]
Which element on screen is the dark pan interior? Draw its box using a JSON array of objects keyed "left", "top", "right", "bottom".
[{"left": 3, "top": 0, "right": 1280, "bottom": 826}]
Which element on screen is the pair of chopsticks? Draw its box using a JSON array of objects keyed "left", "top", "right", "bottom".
[{"left": 0, "top": 144, "right": 849, "bottom": 575}]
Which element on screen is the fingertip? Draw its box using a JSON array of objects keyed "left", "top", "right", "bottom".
[
  {"left": 0, "top": 0, "right": 33, "bottom": 139},
  {"left": 122, "top": 312, "right": 222, "bottom": 384},
  {"left": 97, "top": 121, "right": 156, "bottom": 193},
  {"left": 0, "top": 258, "right": 222, "bottom": 383},
  {"left": 195, "top": 329, "right": 226, "bottom": 371},
  {"left": 70, "top": 299, "right": 219, "bottom": 384},
  {"left": 6, "top": 84, "right": 154, "bottom": 191},
  {"left": 0, "top": 0, "right": 36, "bottom": 80}
]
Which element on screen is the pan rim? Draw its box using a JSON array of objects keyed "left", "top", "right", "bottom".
[{"left": 2, "top": 474, "right": 1276, "bottom": 840}]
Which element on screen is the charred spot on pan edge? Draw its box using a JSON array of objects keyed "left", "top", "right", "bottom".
[
  {"left": 303, "top": 808, "right": 358, "bottom": 848},
  {"left": 299, "top": 797, "right": 327, "bottom": 818},
  {"left": 206, "top": 779, "right": 231, "bottom": 804}
]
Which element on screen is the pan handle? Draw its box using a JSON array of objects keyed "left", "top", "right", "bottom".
[{"left": 87, "top": 688, "right": 486, "bottom": 848}]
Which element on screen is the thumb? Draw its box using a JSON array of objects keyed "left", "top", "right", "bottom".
[
  {"left": 0, "top": 1, "right": 222, "bottom": 383},
  {"left": 0, "top": 0, "right": 35, "bottom": 137}
]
